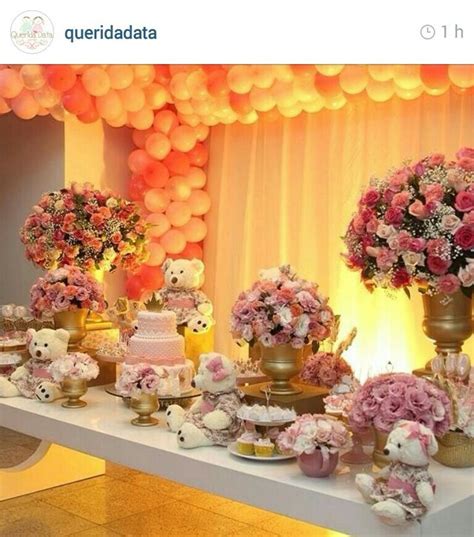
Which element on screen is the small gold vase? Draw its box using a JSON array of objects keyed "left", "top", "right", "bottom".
[
  {"left": 422, "top": 291, "right": 472, "bottom": 368},
  {"left": 130, "top": 392, "right": 159, "bottom": 427},
  {"left": 373, "top": 429, "right": 390, "bottom": 468},
  {"left": 61, "top": 377, "right": 88, "bottom": 408},
  {"left": 433, "top": 431, "right": 474, "bottom": 468},
  {"left": 259, "top": 343, "right": 303, "bottom": 396},
  {"left": 54, "top": 309, "right": 89, "bottom": 348}
]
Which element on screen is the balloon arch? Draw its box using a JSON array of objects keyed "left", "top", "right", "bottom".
[{"left": 0, "top": 64, "right": 473, "bottom": 297}]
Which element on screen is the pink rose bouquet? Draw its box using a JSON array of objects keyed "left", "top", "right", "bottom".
[
  {"left": 30, "top": 265, "right": 105, "bottom": 318},
  {"left": 230, "top": 266, "right": 334, "bottom": 349},
  {"left": 50, "top": 352, "right": 99, "bottom": 382},
  {"left": 300, "top": 351, "right": 353, "bottom": 388},
  {"left": 115, "top": 364, "right": 162, "bottom": 398},
  {"left": 349, "top": 373, "right": 452, "bottom": 436},
  {"left": 20, "top": 182, "right": 147, "bottom": 272},
  {"left": 343, "top": 148, "right": 474, "bottom": 297},
  {"left": 277, "top": 414, "right": 351, "bottom": 457}
]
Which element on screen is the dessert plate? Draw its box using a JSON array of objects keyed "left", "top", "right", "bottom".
[{"left": 228, "top": 442, "right": 295, "bottom": 461}]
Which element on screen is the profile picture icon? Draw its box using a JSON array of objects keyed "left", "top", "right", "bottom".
[{"left": 10, "top": 11, "right": 53, "bottom": 53}]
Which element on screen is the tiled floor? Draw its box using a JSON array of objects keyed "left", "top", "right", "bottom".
[
  {"left": 0, "top": 462, "right": 346, "bottom": 537},
  {"left": 0, "top": 427, "right": 41, "bottom": 468}
]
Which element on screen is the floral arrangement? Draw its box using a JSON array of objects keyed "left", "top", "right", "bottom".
[
  {"left": 343, "top": 148, "right": 474, "bottom": 296},
  {"left": 349, "top": 373, "right": 452, "bottom": 436},
  {"left": 30, "top": 266, "right": 106, "bottom": 318},
  {"left": 277, "top": 414, "right": 351, "bottom": 457},
  {"left": 300, "top": 352, "right": 353, "bottom": 388},
  {"left": 230, "top": 265, "right": 334, "bottom": 349},
  {"left": 323, "top": 375, "right": 361, "bottom": 417},
  {"left": 20, "top": 182, "right": 147, "bottom": 272},
  {"left": 115, "top": 364, "right": 162, "bottom": 398},
  {"left": 50, "top": 352, "right": 99, "bottom": 382}
]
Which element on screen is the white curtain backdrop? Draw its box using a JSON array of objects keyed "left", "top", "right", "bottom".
[{"left": 203, "top": 90, "right": 474, "bottom": 377}]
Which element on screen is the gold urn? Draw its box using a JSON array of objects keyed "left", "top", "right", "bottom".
[
  {"left": 373, "top": 429, "right": 390, "bottom": 468},
  {"left": 433, "top": 431, "right": 474, "bottom": 468},
  {"left": 130, "top": 392, "right": 159, "bottom": 427},
  {"left": 61, "top": 377, "right": 88, "bottom": 408},
  {"left": 259, "top": 343, "right": 303, "bottom": 396},
  {"left": 54, "top": 309, "right": 89, "bottom": 348}
]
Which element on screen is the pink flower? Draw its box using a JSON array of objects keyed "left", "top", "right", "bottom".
[
  {"left": 458, "top": 263, "right": 474, "bottom": 287},
  {"left": 392, "top": 268, "right": 411, "bottom": 288},
  {"left": 456, "top": 147, "right": 474, "bottom": 160},
  {"left": 388, "top": 169, "right": 410, "bottom": 191},
  {"left": 406, "top": 387, "right": 432, "bottom": 413},
  {"left": 454, "top": 225, "right": 474, "bottom": 250},
  {"left": 464, "top": 212, "right": 474, "bottom": 224},
  {"left": 385, "top": 207, "right": 404, "bottom": 225},
  {"left": 455, "top": 191, "right": 474, "bottom": 212},
  {"left": 361, "top": 188, "right": 380, "bottom": 207},
  {"left": 427, "top": 153, "right": 445, "bottom": 167},
  {"left": 427, "top": 256, "right": 452, "bottom": 275},
  {"left": 408, "top": 199, "right": 429, "bottom": 219},
  {"left": 376, "top": 248, "right": 397, "bottom": 271},
  {"left": 380, "top": 397, "right": 406, "bottom": 421},
  {"left": 391, "top": 191, "right": 410, "bottom": 208},
  {"left": 438, "top": 274, "right": 461, "bottom": 294},
  {"left": 409, "top": 237, "right": 427, "bottom": 252},
  {"left": 423, "top": 183, "right": 444, "bottom": 202},
  {"left": 441, "top": 214, "right": 462, "bottom": 233}
]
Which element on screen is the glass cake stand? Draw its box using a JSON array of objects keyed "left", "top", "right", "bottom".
[{"left": 104, "top": 384, "right": 201, "bottom": 409}]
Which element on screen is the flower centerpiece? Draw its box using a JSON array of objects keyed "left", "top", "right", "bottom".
[
  {"left": 230, "top": 265, "right": 334, "bottom": 395},
  {"left": 300, "top": 352, "right": 353, "bottom": 388},
  {"left": 30, "top": 266, "right": 106, "bottom": 346},
  {"left": 20, "top": 182, "right": 147, "bottom": 272},
  {"left": 277, "top": 414, "right": 351, "bottom": 477},
  {"left": 342, "top": 148, "right": 473, "bottom": 361},
  {"left": 115, "top": 364, "right": 162, "bottom": 426},
  {"left": 50, "top": 352, "right": 99, "bottom": 408},
  {"left": 349, "top": 372, "right": 452, "bottom": 466}
]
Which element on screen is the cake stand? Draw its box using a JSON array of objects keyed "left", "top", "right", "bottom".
[{"left": 105, "top": 385, "right": 201, "bottom": 410}]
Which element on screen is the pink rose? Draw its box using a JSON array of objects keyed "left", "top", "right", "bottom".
[
  {"left": 463, "top": 212, "right": 474, "bottom": 225},
  {"left": 391, "top": 191, "right": 410, "bottom": 208},
  {"left": 427, "top": 238, "right": 448, "bottom": 256},
  {"left": 366, "top": 219, "right": 379, "bottom": 234},
  {"left": 380, "top": 397, "right": 406, "bottom": 421},
  {"left": 352, "top": 215, "right": 366, "bottom": 235},
  {"left": 427, "top": 153, "right": 445, "bottom": 167},
  {"left": 409, "top": 237, "right": 427, "bottom": 252},
  {"left": 373, "top": 384, "right": 389, "bottom": 402},
  {"left": 406, "top": 386, "right": 432, "bottom": 413},
  {"left": 441, "top": 214, "right": 462, "bottom": 233},
  {"left": 456, "top": 147, "right": 474, "bottom": 161},
  {"left": 408, "top": 199, "right": 428, "bottom": 219},
  {"left": 376, "top": 248, "right": 397, "bottom": 271},
  {"left": 361, "top": 397, "right": 379, "bottom": 418},
  {"left": 454, "top": 225, "right": 474, "bottom": 250},
  {"left": 438, "top": 274, "right": 461, "bottom": 294},
  {"left": 373, "top": 414, "right": 394, "bottom": 433},
  {"left": 389, "top": 169, "right": 410, "bottom": 191},
  {"left": 427, "top": 256, "right": 452, "bottom": 275},
  {"left": 458, "top": 264, "right": 474, "bottom": 287},
  {"left": 361, "top": 188, "right": 380, "bottom": 207},
  {"left": 388, "top": 382, "right": 406, "bottom": 398},
  {"left": 455, "top": 191, "right": 474, "bottom": 212},
  {"left": 423, "top": 183, "right": 444, "bottom": 203},
  {"left": 385, "top": 207, "right": 404, "bottom": 225},
  {"left": 392, "top": 268, "right": 411, "bottom": 288}
]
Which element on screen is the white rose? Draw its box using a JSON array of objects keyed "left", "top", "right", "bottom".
[
  {"left": 54, "top": 200, "right": 64, "bottom": 210},
  {"left": 106, "top": 198, "right": 119, "bottom": 209},
  {"left": 277, "top": 307, "right": 293, "bottom": 326},
  {"left": 402, "top": 252, "right": 424, "bottom": 269},
  {"left": 293, "top": 435, "right": 315, "bottom": 455},
  {"left": 376, "top": 224, "right": 397, "bottom": 240},
  {"left": 295, "top": 314, "right": 310, "bottom": 338},
  {"left": 441, "top": 214, "right": 462, "bottom": 233}
]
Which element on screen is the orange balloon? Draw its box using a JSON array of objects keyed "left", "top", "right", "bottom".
[
  {"left": 96, "top": 90, "right": 123, "bottom": 120},
  {"left": 169, "top": 125, "right": 196, "bottom": 152},
  {"left": 185, "top": 167, "right": 206, "bottom": 189},
  {"left": 316, "top": 65, "right": 344, "bottom": 76},
  {"left": 179, "top": 242, "right": 203, "bottom": 260},
  {"left": 145, "top": 83, "right": 169, "bottom": 109},
  {"left": 187, "top": 143, "right": 208, "bottom": 166},
  {"left": 253, "top": 66, "right": 276, "bottom": 89},
  {"left": 134, "top": 65, "right": 155, "bottom": 88},
  {"left": 194, "top": 124, "right": 209, "bottom": 142},
  {"left": 160, "top": 229, "right": 186, "bottom": 254},
  {"left": 20, "top": 65, "right": 45, "bottom": 90},
  {"left": 82, "top": 66, "right": 111, "bottom": 96},
  {"left": 46, "top": 65, "right": 76, "bottom": 91},
  {"left": 0, "top": 68, "right": 23, "bottom": 99},
  {"left": 227, "top": 66, "right": 253, "bottom": 94},
  {"left": 144, "top": 188, "right": 171, "bottom": 213},
  {"left": 179, "top": 217, "right": 207, "bottom": 242},
  {"left": 34, "top": 85, "right": 60, "bottom": 108},
  {"left": 339, "top": 65, "right": 369, "bottom": 94},
  {"left": 128, "top": 174, "right": 147, "bottom": 201},
  {"left": 448, "top": 65, "right": 474, "bottom": 88},
  {"left": 128, "top": 149, "right": 154, "bottom": 174},
  {"left": 229, "top": 92, "right": 253, "bottom": 114},
  {"left": 187, "top": 190, "right": 211, "bottom": 215},
  {"left": 119, "top": 85, "right": 145, "bottom": 112},
  {"left": 249, "top": 87, "right": 275, "bottom": 112},
  {"left": 314, "top": 74, "right": 341, "bottom": 98},
  {"left": 126, "top": 275, "right": 144, "bottom": 299},
  {"left": 106, "top": 109, "right": 128, "bottom": 127},
  {"left": 164, "top": 151, "right": 191, "bottom": 175},
  {"left": 145, "top": 132, "right": 171, "bottom": 160},
  {"left": 366, "top": 79, "right": 394, "bottom": 102},
  {"left": 139, "top": 265, "right": 164, "bottom": 289},
  {"left": 393, "top": 65, "right": 421, "bottom": 90},
  {"left": 11, "top": 90, "right": 39, "bottom": 120},
  {"left": 132, "top": 127, "right": 153, "bottom": 149},
  {"left": 170, "top": 73, "right": 191, "bottom": 100},
  {"left": 129, "top": 107, "right": 154, "bottom": 130},
  {"left": 0, "top": 96, "right": 11, "bottom": 114},
  {"left": 174, "top": 99, "right": 194, "bottom": 115},
  {"left": 107, "top": 65, "right": 134, "bottom": 89},
  {"left": 186, "top": 69, "right": 208, "bottom": 99},
  {"left": 77, "top": 105, "right": 100, "bottom": 124},
  {"left": 420, "top": 65, "right": 449, "bottom": 94},
  {"left": 207, "top": 69, "right": 229, "bottom": 98},
  {"left": 153, "top": 110, "right": 179, "bottom": 134},
  {"left": 292, "top": 65, "right": 315, "bottom": 78},
  {"left": 166, "top": 201, "right": 192, "bottom": 227},
  {"left": 154, "top": 65, "right": 171, "bottom": 85},
  {"left": 146, "top": 242, "right": 166, "bottom": 266},
  {"left": 166, "top": 176, "right": 191, "bottom": 201},
  {"left": 146, "top": 213, "right": 171, "bottom": 238},
  {"left": 272, "top": 81, "right": 297, "bottom": 108},
  {"left": 144, "top": 161, "right": 169, "bottom": 188},
  {"left": 62, "top": 81, "right": 92, "bottom": 115},
  {"left": 368, "top": 65, "right": 394, "bottom": 82}
]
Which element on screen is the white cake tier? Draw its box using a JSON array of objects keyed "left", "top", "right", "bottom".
[
  {"left": 127, "top": 333, "right": 185, "bottom": 365},
  {"left": 135, "top": 311, "right": 178, "bottom": 338},
  {"left": 155, "top": 360, "right": 195, "bottom": 397}
]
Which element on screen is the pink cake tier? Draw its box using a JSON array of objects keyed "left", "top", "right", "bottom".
[{"left": 127, "top": 310, "right": 185, "bottom": 366}]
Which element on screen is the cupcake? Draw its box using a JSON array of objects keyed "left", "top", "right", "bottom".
[
  {"left": 254, "top": 438, "right": 275, "bottom": 458},
  {"left": 237, "top": 432, "right": 259, "bottom": 455}
]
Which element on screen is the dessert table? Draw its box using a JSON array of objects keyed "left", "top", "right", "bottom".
[{"left": 1, "top": 388, "right": 472, "bottom": 537}]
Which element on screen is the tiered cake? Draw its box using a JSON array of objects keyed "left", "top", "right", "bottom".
[{"left": 126, "top": 310, "right": 194, "bottom": 396}]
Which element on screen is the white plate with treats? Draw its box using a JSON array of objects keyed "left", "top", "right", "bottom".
[{"left": 228, "top": 442, "right": 295, "bottom": 461}]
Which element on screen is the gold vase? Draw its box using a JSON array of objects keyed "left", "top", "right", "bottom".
[
  {"left": 54, "top": 309, "right": 89, "bottom": 348},
  {"left": 373, "top": 429, "right": 390, "bottom": 468},
  {"left": 61, "top": 377, "right": 88, "bottom": 408},
  {"left": 432, "top": 431, "right": 474, "bottom": 468},
  {"left": 259, "top": 343, "right": 303, "bottom": 396},
  {"left": 422, "top": 291, "right": 473, "bottom": 368},
  {"left": 130, "top": 392, "right": 159, "bottom": 427}
]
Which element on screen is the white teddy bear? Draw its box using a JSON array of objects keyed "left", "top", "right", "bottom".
[
  {"left": 0, "top": 328, "right": 69, "bottom": 402},
  {"left": 187, "top": 312, "right": 215, "bottom": 334},
  {"left": 356, "top": 420, "right": 438, "bottom": 526},
  {"left": 154, "top": 258, "right": 214, "bottom": 329},
  {"left": 166, "top": 353, "right": 242, "bottom": 448}
]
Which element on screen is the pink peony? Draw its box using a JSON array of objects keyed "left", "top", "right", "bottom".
[
  {"left": 406, "top": 387, "right": 432, "bottom": 414},
  {"left": 427, "top": 256, "right": 451, "bottom": 275},
  {"left": 438, "top": 274, "right": 461, "bottom": 294}
]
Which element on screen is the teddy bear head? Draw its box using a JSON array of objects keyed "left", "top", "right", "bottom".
[
  {"left": 27, "top": 328, "right": 70, "bottom": 362},
  {"left": 162, "top": 258, "right": 204, "bottom": 290},
  {"left": 192, "top": 353, "right": 236, "bottom": 393},
  {"left": 187, "top": 313, "right": 214, "bottom": 334},
  {"left": 384, "top": 420, "right": 438, "bottom": 467}
]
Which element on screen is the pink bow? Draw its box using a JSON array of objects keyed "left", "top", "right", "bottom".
[
  {"left": 206, "top": 356, "right": 228, "bottom": 382},
  {"left": 403, "top": 422, "right": 431, "bottom": 456}
]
